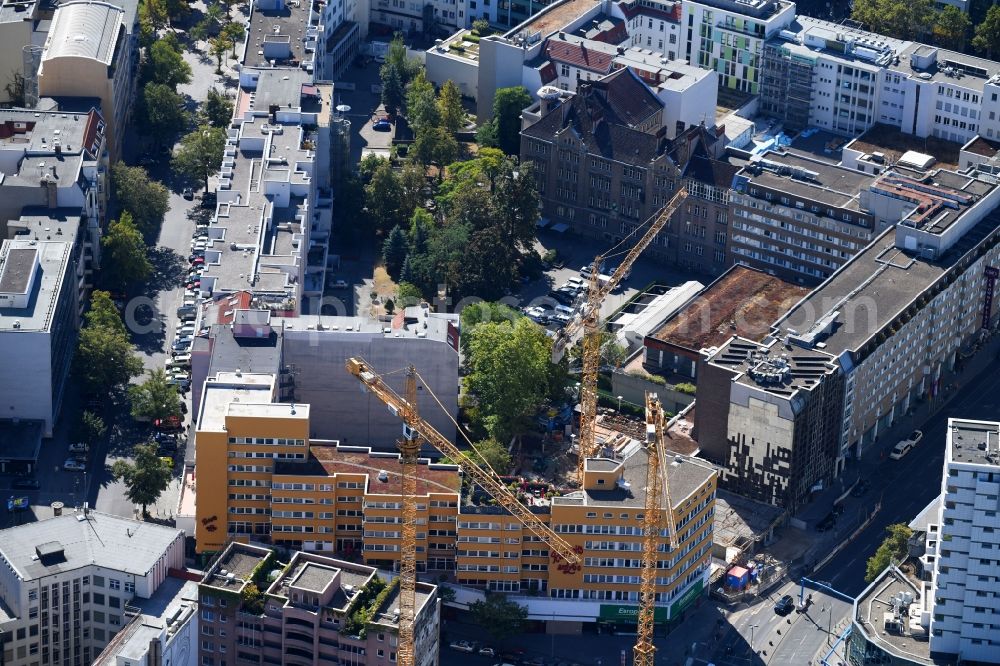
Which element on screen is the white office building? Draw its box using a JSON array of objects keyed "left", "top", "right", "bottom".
[
  {"left": 927, "top": 418, "right": 1000, "bottom": 663},
  {"left": 0, "top": 509, "right": 185, "bottom": 666}
]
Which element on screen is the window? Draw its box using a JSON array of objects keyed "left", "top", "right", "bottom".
[{"left": 92, "top": 576, "right": 104, "bottom": 588}]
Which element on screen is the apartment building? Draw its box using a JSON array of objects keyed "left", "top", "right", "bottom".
[
  {"left": 193, "top": 370, "right": 718, "bottom": 626},
  {"left": 188, "top": 305, "right": 459, "bottom": 451},
  {"left": 695, "top": 334, "right": 844, "bottom": 510},
  {"left": 681, "top": 0, "right": 795, "bottom": 95},
  {"left": 0, "top": 0, "right": 40, "bottom": 105},
  {"left": 91, "top": 577, "right": 199, "bottom": 666},
  {"left": 620, "top": 0, "right": 681, "bottom": 59},
  {"left": 315, "top": 0, "right": 361, "bottom": 80},
  {"left": 772, "top": 165, "right": 1000, "bottom": 463},
  {"left": 0, "top": 108, "right": 108, "bottom": 247},
  {"left": 642, "top": 265, "right": 808, "bottom": 380},
  {"left": 924, "top": 419, "right": 1000, "bottom": 663},
  {"left": 196, "top": 543, "right": 440, "bottom": 666},
  {"left": 36, "top": 0, "right": 137, "bottom": 161},
  {"left": 0, "top": 509, "right": 185, "bottom": 666},
  {"left": 192, "top": 369, "right": 463, "bottom": 557},
  {"left": 728, "top": 147, "right": 879, "bottom": 284},
  {"left": 0, "top": 239, "right": 80, "bottom": 448}
]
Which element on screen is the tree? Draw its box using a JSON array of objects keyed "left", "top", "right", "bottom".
[
  {"left": 202, "top": 87, "right": 234, "bottom": 128},
  {"left": 934, "top": 5, "right": 971, "bottom": 51},
  {"left": 476, "top": 119, "right": 499, "bottom": 148},
  {"left": 397, "top": 281, "right": 423, "bottom": 306},
  {"left": 364, "top": 159, "right": 404, "bottom": 236},
  {"left": 102, "top": 212, "right": 152, "bottom": 292},
  {"left": 972, "top": 4, "right": 1000, "bottom": 58},
  {"left": 172, "top": 125, "right": 226, "bottom": 192},
  {"left": 4, "top": 71, "right": 25, "bottom": 107},
  {"left": 79, "top": 411, "right": 107, "bottom": 446},
  {"left": 385, "top": 33, "right": 420, "bottom": 81},
  {"left": 413, "top": 126, "right": 459, "bottom": 172},
  {"left": 493, "top": 160, "right": 540, "bottom": 251},
  {"left": 459, "top": 301, "right": 520, "bottom": 352},
  {"left": 464, "top": 317, "right": 559, "bottom": 442},
  {"left": 209, "top": 36, "right": 229, "bottom": 73},
  {"left": 399, "top": 161, "right": 428, "bottom": 217},
  {"left": 408, "top": 208, "right": 432, "bottom": 253},
  {"left": 191, "top": 1, "right": 224, "bottom": 41},
  {"left": 111, "top": 163, "right": 170, "bottom": 237},
  {"left": 382, "top": 225, "right": 409, "bottom": 279},
  {"left": 467, "top": 438, "right": 512, "bottom": 473},
  {"left": 142, "top": 82, "right": 188, "bottom": 148},
  {"left": 146, "top": 39, "right": 192, "bottom": 88},
  {"left": 472, "top": 18, "right": 490, "bottom": 35},
  {"left": 469, "top": 595, "right": 528, "bottom": 643},
  {"left": 601, "top": 335, "right": 627, "bottom": 369},
  {"left": 85, "top": 290, "right": 128, "bottom": 335},
  {"left": 222, "top": 21, "right": 246, "bottom": 57},
  {"left": 129, "top": 369, "right": 182, "bottom": 422},
  {"left": 865, "top": 523, "right": 913, "bottom": 582},
  {"left": 406, "top": 70, "right": 439, "bottom": 134},
  {"left": 850, "top": 0, "right": 934, "bottom": 40},
  {"left": 139, "top": 0, "right": 169, "bottom": 32},
  {"left": 438, "top": 80, "right": 465, "bottom": 134},
  {"left": 491, "top": 87, "right": 532, "bottom": 155},
  {"left": 380, "top": 62, "right": 405, "bottom": 116},
  {"left": 111, "top": 443, "right": 173, "bottom": 517},
  {"left": 74, "top": 292, "right": 143, "bottom": 395}
]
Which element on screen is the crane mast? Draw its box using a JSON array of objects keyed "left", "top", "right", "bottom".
[
  {"left": 346, "top": 357, "right": 582, "bottom": 569},
  {"left": 395, "top": 368, "right": 420, "bottom": 666},
  {"left": 632, "top": 393, "right": 680, "bottom": 665},
  {"left": 552, "top": 189, "right": 689, "bottom": 480}
]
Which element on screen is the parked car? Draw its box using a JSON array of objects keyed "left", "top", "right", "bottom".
[
  {"left": 372, "top": 118, "right": 392, "bottom": 131},
  {"left": 68, "top": 442, "right": 89, "bottom": 453},
  {"left": 63, "top": 459, "right": 86, "bottom": 472},
  {"left": 182, "top": 187, "right": 194, "bottom": 199},
  {"left": 169, "top": 353, "right": 192, "bottom": 367},
  {"left": 548, "top": 289, "right": 576, "bottom": 305},
  {"left": 329, "top": 279, "right": 349, "bottom": 289},
  {"left": 12, "top": 478, "right": 40, "bottom": 490},
  {"left": 449, "top": 641, "right": 476, "bottom": 653},
  {"left": 889, "top": 440, "right": 914, "bottom": 460},
  {"left": 155, "top": 415, "right": 184, "bottom": 432},
  {"left": 816, "top": 512, "right": 837, "bottom": 532},
  {"left": 773, "top": 594, "right": 795, "bottom": 615},
  {"left": 478, "top": 646, "right": 496, "bottom": 656}
]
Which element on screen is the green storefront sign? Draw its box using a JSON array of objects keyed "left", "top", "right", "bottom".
[
  {"left": 597, "top": 580, "right": 705, "bottom": 625},
  {"left": 669, "top": 579, "right": 704, "bottom": 618}
]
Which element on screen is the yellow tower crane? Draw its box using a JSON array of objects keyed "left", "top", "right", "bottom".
[
  {"left": 346, "top": 357, "right": 583, "bottom": 666},
  {"left": 552, "top": 189, "right": 689, "bottom": 480},
  {"left": 633, "top": 393, "right": 680, "bottom": 666}
]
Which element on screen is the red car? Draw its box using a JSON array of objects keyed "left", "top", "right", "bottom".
[
  {"left": 154, "top": 415, "right": 184, "bottom": 432},
  {"left": 190, "top": 256, "right": 205, "bottom": 266}
]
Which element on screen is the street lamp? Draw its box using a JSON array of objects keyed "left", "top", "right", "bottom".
[
  {"left": 822, "top": 606, "right": 833, "bottom": 645},
  {"left": 749, "top": 623, "right": 759, "bottom": 654},
  {"left": 617, "top": 395, "right": 623, "bottom": 412}
]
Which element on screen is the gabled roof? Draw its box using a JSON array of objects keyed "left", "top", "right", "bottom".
[
  {"left": 544, "top": 37, "right": 616, "bottom": 74},
  {"left": 523, "top": 69, "right": 665, "bottom": 163}
]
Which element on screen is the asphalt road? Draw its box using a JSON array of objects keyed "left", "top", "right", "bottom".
[{"left": 816, "top": 355, "right": 1000, "bottom": 596}]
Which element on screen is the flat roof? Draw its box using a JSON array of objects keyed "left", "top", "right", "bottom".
[
  {"left": 963, "top": 136, "right": 1000, "bottom": 158},
  {"left": 776, "top": 202, "right": 1000, "bottom": 356},
  {"left": 197, "top": 372, "right": 276, "bottom": 431},
  {"left": 202, "top": 542, "right": 270, "bottom": 591},
  {"left": 741, "top": 150, "right": 876, "bottom": 212},
  {"left": 708, "top": 335, "right": 838, "bottom": 396},
  {"left": 243, "top": 0, "right": 310, "bottom": 68},
  {"left": 948, "top": 418, "right": 1000, "bottom": 467},
  {"left": 0, "top": 247, "right": 37, "bottom": 293},
  {"left": 554, "top": 448, "right": 716, "bottom": 509},
  {"left": 0, "top": 240, "right": 72, "bottom": 332},
  {"left": 649, "top": 266, "right": 809, "bottom": 351},
  {"left": 371, "top": 580, "right": 436, "bottom": 628},
  {"left": 846, "top": 124, "right": 961, "bottom": 171},
  {"left": 274, "top": 443, "right": 462, "bottom": 496},
  {"left": 853, "top": 566, "right": 944, "bottom": 665},
  {"left": 505, "top": 0, "right": 601, "bottom": 39},
  {"left": 0, "top": 510, "right": 181, "bottom": 581},
  {"left": 895, "top": 42, "right": 1000, "bottom": 89},
  {"left": 269, "top": 551, "right": 374, "bottom": 610}
]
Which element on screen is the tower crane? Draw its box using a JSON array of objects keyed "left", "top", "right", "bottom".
[
  {"left": 346, "top": 357, "right": 583, "bottom": 666},
  {"left": 633, "top": 393, "right": 679, "bottom": 666},
  {"left": 552, "top": 189, "right": 689, "bottom": 479}
]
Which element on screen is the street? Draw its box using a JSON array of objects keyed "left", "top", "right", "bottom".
[{"left": 815, "top": 352, "right": 1000, "bottom": 596}]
